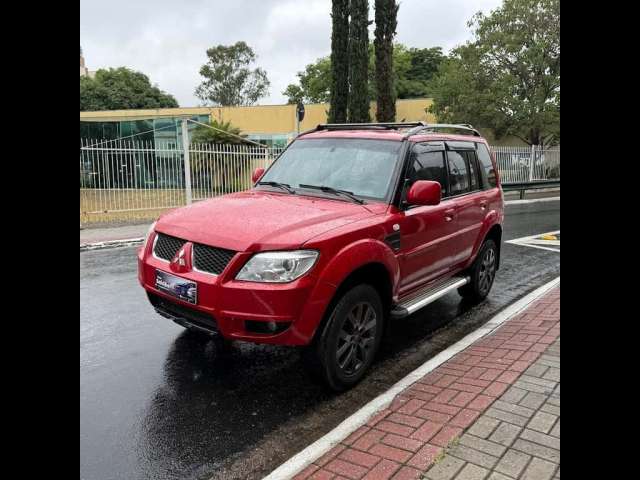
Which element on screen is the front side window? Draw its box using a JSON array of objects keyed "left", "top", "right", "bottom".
[
  {"left": 446, "top": 151, "right": 469, "bottom": 195},
  {"left": 259, "top": 138, "right": 403, "bottom": 201},
  {"left": 407, "top": 145, "right": 448, "bottom": 197}
]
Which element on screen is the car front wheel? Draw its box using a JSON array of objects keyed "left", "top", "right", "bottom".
[{"left": 307, "top": 284, "right": 384, "bottom": 391}]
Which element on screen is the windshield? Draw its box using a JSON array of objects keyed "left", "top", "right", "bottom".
[{"left": 259, "top": 138, "right": 403, "bottom": 201}]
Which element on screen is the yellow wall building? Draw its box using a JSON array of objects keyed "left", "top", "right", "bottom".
[
  {"left": 80, "top": 98, "right": 524, "bottom": 146},
  {"left": 80, "top": 99, "right": 437, "bottom": 147}
]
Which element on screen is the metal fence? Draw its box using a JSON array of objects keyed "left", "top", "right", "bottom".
[
  {"left": 80, "top": 139, "right": 285, "bottom": 225},
  {"left": 80, "top": 140, "right": 558, "bottom": 226},
  {"left": 494, "top": 145, "right": 560, "bottom": 184}
]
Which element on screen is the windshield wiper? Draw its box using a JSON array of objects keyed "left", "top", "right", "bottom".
[
  {"left": 256, "top": 181, "right": 295, "bottom": 194},
  {"left": 298, "top": 184, "right": 364, "bottom": 204}
]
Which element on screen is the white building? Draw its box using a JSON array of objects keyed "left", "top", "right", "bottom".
[{"left": 80, "top": 47, "right": 95, "bottom": 78}]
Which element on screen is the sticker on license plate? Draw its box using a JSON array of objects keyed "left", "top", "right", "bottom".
[{"left": 155, "top": 270, "right": 197, "bottom": 304}]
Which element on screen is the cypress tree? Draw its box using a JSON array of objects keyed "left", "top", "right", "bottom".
[
  {"left": 374, "top": 0, "right": 398, "bottom": 122},
  {"left": 328, "top": 0, "right": 350, "bottom": 123},
  {"left": 348, "top": 0, "right": 370, "bottom": 123}
]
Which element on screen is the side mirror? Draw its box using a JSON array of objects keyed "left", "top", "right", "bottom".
[
  {"left": 252, "top": 167, "right": 265, "bottom": 184},
  {"left": 406, "top": 180, "right": 441, "bottom": 206}
]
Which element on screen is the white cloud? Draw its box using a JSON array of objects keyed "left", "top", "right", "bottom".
[{"left": 80, "top": 0, "right": 502, "bottom": 107}]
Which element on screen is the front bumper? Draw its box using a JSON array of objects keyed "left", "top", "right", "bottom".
[{"left": 137, "top": 239, "right": 335, "bottom": 346}]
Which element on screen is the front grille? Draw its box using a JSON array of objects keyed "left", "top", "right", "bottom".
[
  {"left": 193, "top": 243, "right": 236, "bottom": 275},
  {"left": 153, "top": 232, "right": 236, "bottom": 275},
  {"left": 154, "top": 233, "right": 185, "bottom": 261},
  {"left": 148, "top": 292, "right": 219, "bottom": 333}
]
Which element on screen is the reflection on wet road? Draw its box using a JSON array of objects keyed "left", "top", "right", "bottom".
[{"left": 80, "top": 201, "right": 559, "bottom": 480}]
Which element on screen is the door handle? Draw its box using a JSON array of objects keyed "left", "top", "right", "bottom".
[
  {"left": 444, "top": 208, "right": 456, "bottom": 222},
  {"left": 479, "top": 200, "right": 488, "bottom": 210}
]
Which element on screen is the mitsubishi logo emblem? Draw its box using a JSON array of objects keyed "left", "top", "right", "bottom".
[
  {"left": 173, "top": 248, "right": 186, "bottom": 266},
  {"left": 170, "top": 242, "right": 192, "bottom": 272}
]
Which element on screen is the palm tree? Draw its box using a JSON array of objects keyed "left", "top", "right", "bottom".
[
  {"left": 189, "top": 119, "right": 256, "bottom": 194},
  {"left": 190, "top": 119, "right": 246, "bottom": 145}
]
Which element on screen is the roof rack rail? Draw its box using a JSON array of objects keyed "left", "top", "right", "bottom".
[
  {"left": 315, "top": 122, "right": 425, "bottom": 131},
  {"left": 296, "top": 122, "right": 425, "bottom": 137},
  {"left": 296, "top": 122, "right": 481, "bottom": 138},
  {"left": 405, "top": 123, "right": 481, "bottom": 137}
]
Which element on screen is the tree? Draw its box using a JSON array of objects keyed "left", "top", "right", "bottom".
[
  {"left": 348, "top": 0, "right": 371, "bottom": 123},
  {"left": 374, "top": 0, "right": 399, "bottom": 122},
  {"left": 428, "top": 0, "right": 560, "bottom": 145},
  {"left": 328, "top": 0, "right": 350, "bottom": 122},
  {"left": 195, "top": 41, "right": 270, "bottom": 106},
  {"left": 80, "top": 67, "right": 178, "bottom": 111},
  {"left": 284, "top": 44, "right": 444, "bottom": 105},
  {"left": 283, "top": 57, "right": 332, "bottom": 104},
  {"left": 399, "top": 47, "right": 445, "bottom": 98}
]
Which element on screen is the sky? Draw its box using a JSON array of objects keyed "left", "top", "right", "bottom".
[{"left": 80, "top": 0, "right": 502, "bottom": 107}]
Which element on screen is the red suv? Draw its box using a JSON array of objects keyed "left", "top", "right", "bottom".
[{"left": 138, "top": 122, "right": 504, "bottom": 390}]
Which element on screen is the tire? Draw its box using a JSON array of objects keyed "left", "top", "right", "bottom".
[
  {"left": 458, "top": 239, "right": 498, "bottom": 303},
  {"left": 305, "top": 284, "right": 384, "bottom": 391}
]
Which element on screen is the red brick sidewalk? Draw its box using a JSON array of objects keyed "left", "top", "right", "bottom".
[{"left": 294, "top": 287, "right": 560, "bottom": 480}]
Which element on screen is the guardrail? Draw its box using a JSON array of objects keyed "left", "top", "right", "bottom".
[{"left": 502, "top": 180, "right": 560, "bottom": 199}]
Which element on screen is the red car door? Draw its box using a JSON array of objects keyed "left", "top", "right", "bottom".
[
  {"left": 445, "top": 147, "right": 487, "bottom": 265},
  {"left": 393, "top": 143, "right": 460, "bottom": 295}
]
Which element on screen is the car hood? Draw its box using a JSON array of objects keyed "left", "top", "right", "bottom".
[{"left": 155, "top": 190, "right": 387, "bottom": 252}]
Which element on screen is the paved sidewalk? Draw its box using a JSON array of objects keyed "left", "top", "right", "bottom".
[
  {"left": 293, "top": 287, "right": 560, "bottom": 480},
  {"left": 423, "top": 339, "right": 559, "bottom": 480}
]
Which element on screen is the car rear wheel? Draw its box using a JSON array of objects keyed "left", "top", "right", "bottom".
[
  {"left": 306, "top": 284, "right": 384, "bottom": 391},
  {"left": 458, "top": 239, "right": 498, "bottom": 303}
]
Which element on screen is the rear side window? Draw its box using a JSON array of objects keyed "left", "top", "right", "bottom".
[
  {"left": 465, "top": 151, "right": 480, "bottom": 191},
  {"left": 408, "top": 145, "right": 448, "bottom": 196},
  {"left": 446, "top": 151, "right": 469, "bottom": 195},
  {"left": 477, "top": 143, "right": 497, "bottom": 188}
]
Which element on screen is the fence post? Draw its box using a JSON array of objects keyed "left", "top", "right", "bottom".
[
  {"left": 264, "top": 145, "right": 269, "bottom": 169},
  {"left": 529, "top": 144, "right": 536, "bottom": 182},
  {"left": 182, "top": 119, "right": 193, "bottom": 204}
]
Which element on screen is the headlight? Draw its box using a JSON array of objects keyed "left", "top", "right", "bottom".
[
  {"left": 236, "top": 250, "right": 319, "bottom": 283},
  {"left": 142, "top": 221, "right": 157, "bottom": 249}
]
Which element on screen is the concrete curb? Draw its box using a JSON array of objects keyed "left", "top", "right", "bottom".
[{"left": 80, "top": 237, "right": 144, "bottom": 252}]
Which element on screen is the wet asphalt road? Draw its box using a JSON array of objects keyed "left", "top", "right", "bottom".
[{"left": 80, "top": 200, "right": 559, "bottom": 480}]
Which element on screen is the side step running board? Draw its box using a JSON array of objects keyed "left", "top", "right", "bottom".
[{"left": 390, "top": 276, "right": 470, "bottom": 319}]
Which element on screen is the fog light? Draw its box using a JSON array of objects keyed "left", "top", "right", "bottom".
[{"left": 245, "top": 320, "right": 292, "bottom": 335}]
